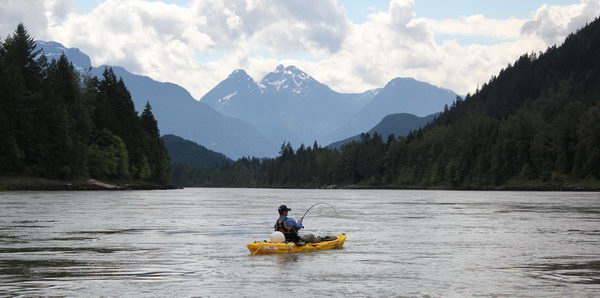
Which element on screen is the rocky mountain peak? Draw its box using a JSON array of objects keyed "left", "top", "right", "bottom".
[{"left": 260, "top": 64, "right": 315, "bottom": 94}]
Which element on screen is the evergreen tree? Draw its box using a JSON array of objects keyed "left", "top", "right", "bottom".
[
  {"left": 0, "top": 23, "right": 44, "bottom": 175},
  {"left": 94, "top": 67, "right": 147, "bottom": 178},
  {"left": 42, "top": 54, "right": 92, "bottom": 178},
  {"left": 141, "top": 102, "right": 170, "bottom": 184}
]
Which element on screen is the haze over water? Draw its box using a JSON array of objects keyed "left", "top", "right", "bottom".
[{"left": 1, "top": 189, "right": 599, "bottom": 296}]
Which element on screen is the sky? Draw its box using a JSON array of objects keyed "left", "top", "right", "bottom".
[{"left": 1, "top": 0, "right": 599, "bottom": 99}]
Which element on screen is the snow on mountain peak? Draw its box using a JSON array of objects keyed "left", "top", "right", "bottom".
[
  {"left": 225, "top": 69, "right": 261, "bottom": 93},
  {"left": 34, "top": 40, "right": 92, "bottom": 71},
  {"left": 260, "top": 65, "right": 314, "bottom": 94},
  {"left": 228, "top": 69, "right": 252, "bottom": 80},
  {"left": 218, "top": 91, "right": 238, "bottom": 104}
]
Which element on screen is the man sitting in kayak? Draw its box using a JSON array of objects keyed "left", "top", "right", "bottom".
[{"left": 275, "top": 205, "right": 320, "bottom": 244}]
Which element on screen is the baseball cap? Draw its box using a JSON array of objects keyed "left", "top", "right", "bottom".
[{"left": 278, "top": 205, "right": 291, "bottom": 212}]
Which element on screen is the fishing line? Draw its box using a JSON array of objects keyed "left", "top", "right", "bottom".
[{"left": 300, "top": 202, "right": 340, "bottom": 221}]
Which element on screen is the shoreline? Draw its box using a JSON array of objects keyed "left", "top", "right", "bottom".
[
  {"left": 0, "top": 177, "right": 179, "bottom": 191},
  {"left": 3, "top": 177, "right": 598, "bottom": 192},
  {"left": 181, "top": 183, "right": 600, "bottom": 192},
  {"left": 334, "top": 184, "right": 600, "bottom": 192}
]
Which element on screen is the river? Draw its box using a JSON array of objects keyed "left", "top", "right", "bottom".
[{"left": 1, "top": 189, "right": 599, "bottom": 296}]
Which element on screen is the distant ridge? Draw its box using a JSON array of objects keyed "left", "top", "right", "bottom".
[
  {"left": 328, "top": 78, "right": 456, "bottom": 142},
  {"left": 328, "top": 113, "right": 437, "bottom": 149}
]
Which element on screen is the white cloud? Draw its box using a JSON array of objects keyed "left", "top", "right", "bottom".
[
  {"left": 288, "top": 0, "right": 543, "bottom": 96},
  {"left": 0, "top": 0, "right": 598, "bottom": 98},
  {"left": 35, "top": 0, "right": 349, "bottom": 98},
  {"left": 521, "top": 0, "right": 600, "bottom": 45},
  {"left": 0, "top": 0, "right": 50, "bottom": 40},
  {"left": 45, "top": 0, "right": 77, "bottom": 25},
  {"left": 425, "top": 15, "right": 525, "bottom": 40},
  {"left": 307, "top": 0, "right": 599, "bottom": 95}
]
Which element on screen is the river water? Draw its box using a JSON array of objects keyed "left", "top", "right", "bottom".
[{"left": 0, "top": 189, "right": 599, "bottom": 296}]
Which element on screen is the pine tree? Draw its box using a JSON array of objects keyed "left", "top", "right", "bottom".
[
  {"left": 0, "top": 40, "right": 23, "bottom": 173},
  {"left": 141, "top": 102, "right": 170, "bottom": 184},
  {"left": 0, "top": 23, "right": 44, "bottom": 175},
  {"left": 42, "top": 54, "right": 92, "bottom": 178}
]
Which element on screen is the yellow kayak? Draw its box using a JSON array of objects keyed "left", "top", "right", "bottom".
[{"left": 247, "top": 234, "right": 347, "bottom": 255}]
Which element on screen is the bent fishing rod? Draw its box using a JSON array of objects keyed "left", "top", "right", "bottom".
[{"left": 300, "top": 202, "right": 340, "bottom": 221}]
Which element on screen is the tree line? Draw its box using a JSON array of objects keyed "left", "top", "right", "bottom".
[
  {"left": 0, "top": 24, "right": 170, "bottom": 184},
  {"left": 171, "top": 17, "right": 600, "bottom": 189}
]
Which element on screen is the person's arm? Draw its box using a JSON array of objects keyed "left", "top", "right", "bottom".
[{"left": 286, "top": 217, "right": 303, "bottom": 230}]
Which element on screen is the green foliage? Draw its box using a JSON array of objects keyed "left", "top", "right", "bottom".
[
  {"left": 140, "top": 102, "right": 170, "bottom": 184},
  {"left": 87, "top": 129, "right": 130, "bottom": 178},
  {"left": 0, "top": 24, "right": 170, "bottom": 184},
  {"left": 41, "top": 55, "right": 92, "bottom": 178}
]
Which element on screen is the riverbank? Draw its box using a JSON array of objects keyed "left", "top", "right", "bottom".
[
  {"left": 185, "top": 179, "right": 600, "bottom": 191},
  {"left": 0, "top": 177, "right": 179, "bottom": 191},
  {"left": 334, "top": 183, "right": 600, "bottom": 191},
  {"left": 327, "top": 177, "right": 600, "bottom": 191}
]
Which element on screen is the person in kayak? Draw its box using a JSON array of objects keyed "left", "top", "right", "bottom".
[
  {"left": 274, "top": 205, "right": 302, "bottom": 243},
  {"left": 274, "top": 205, "right": 320, "bottom": 244}
]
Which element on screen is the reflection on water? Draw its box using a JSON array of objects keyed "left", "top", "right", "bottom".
[
  {"left": 273, "top": 253, "right": 301, "bottom": 264},
  {"left": 0, "top": 189, "right": 599, "bottom": 296}
]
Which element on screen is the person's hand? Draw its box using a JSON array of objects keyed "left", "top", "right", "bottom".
[{"left": 298, "top": 218, "right": 303, "bottom": 224}]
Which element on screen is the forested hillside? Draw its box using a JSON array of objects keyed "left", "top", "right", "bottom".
[
  {"left": 0, "top": 24, "right": 170, "bottom": 186},
  {"left": 162, "top": 135, "right": 233, "bottom": 186},
  {"left": 176, "top": 18, "right": 600, "bottom": 190},
  {"left": 162, "top": 135, "right": 232, "bottom": 166}
]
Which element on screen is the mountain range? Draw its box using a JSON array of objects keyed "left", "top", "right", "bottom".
[
  {"left": 201, "top": 65, "right": 457, "bottom": 146},
  {"left": 36, "top": 40, "right": 458, "bottom": 159},
  {"left": 200, "top": 65, "right": 377, "bottom": 147}
]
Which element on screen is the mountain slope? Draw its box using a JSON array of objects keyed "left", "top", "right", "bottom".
[
  {"left": 200, "top": 69, "right": 273, "bottom": 134},
  {"left": 36, "top": 41, "right": 277, "bottom": 159},
  {"left": 161, "top": 134, "right": 232, "bottom": 166},
  {"left": 201, "top": 65, "right": 378, "bottom": 146},
  {"left": 329, "top": 77, "right": 456, "bottom": 141},
  {"left": 35, "top": 41, "right": 92, "bottom": 71},
  {"left": 328, "top": 113, "right": 437, "bottom": 149},
  {"left": 88, "top": 66, "right": 278, "bottom": 159}
]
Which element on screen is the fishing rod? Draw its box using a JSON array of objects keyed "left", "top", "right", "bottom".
[{"left": 300, "top": 202, "right": 340, "bottom": 221}]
